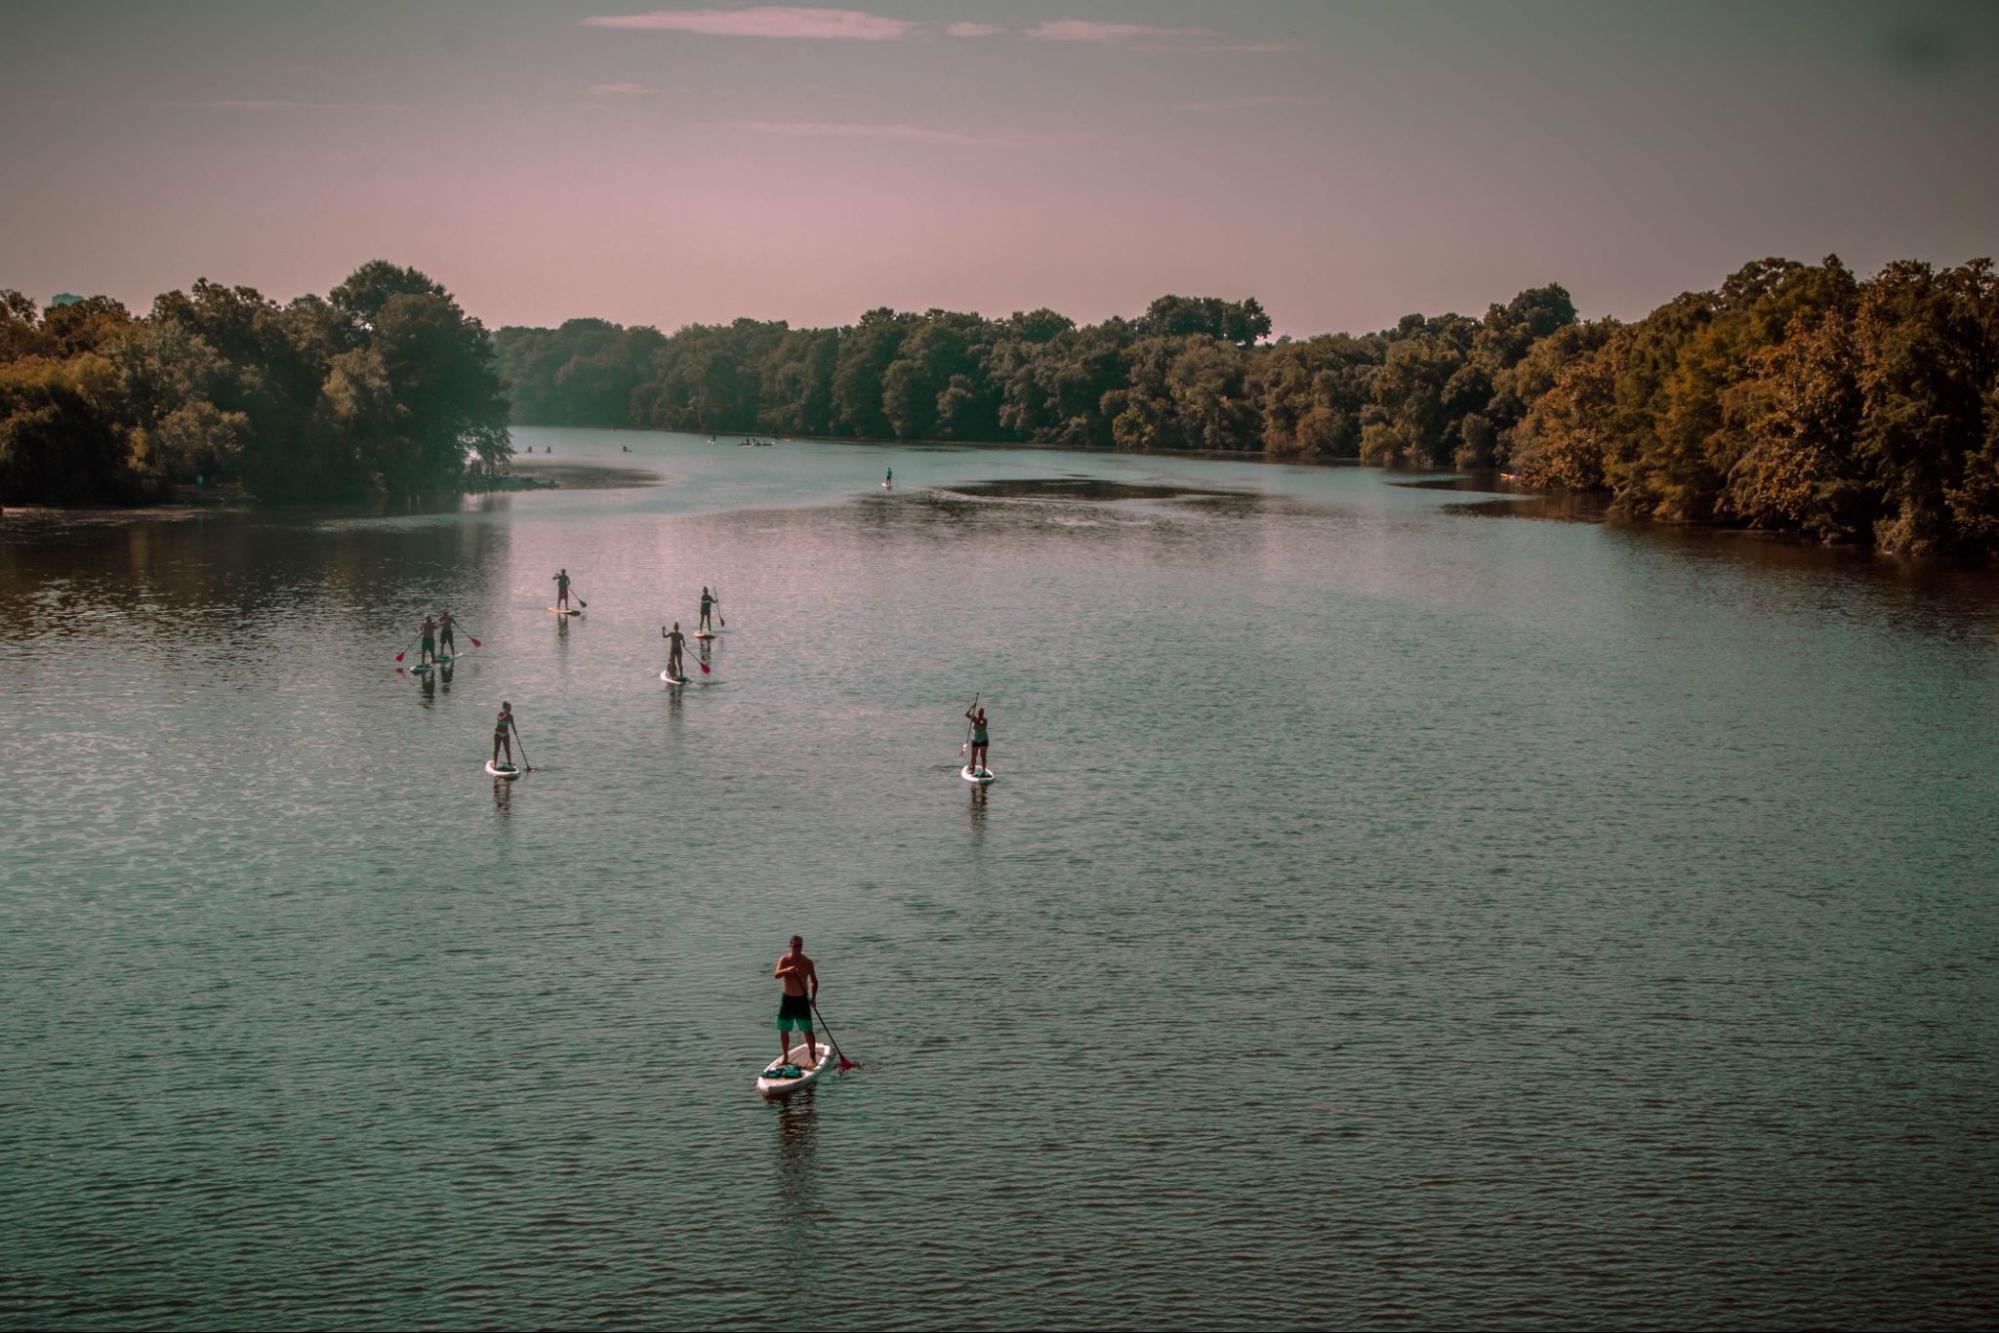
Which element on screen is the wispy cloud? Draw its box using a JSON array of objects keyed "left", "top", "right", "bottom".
[
  {"left": 1024, "top": 20, "right": 1216, "bottom": 44},
  {"left": 730, "top": 120, "right": 1009, "bottom": 146},
  {"left": 946, "top": 22, "right": 1003, "bottom": 38},
  {"left": 585, "top": 7, "right": 910, "bottom": 39}
]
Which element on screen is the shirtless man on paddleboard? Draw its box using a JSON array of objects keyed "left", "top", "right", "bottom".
[{"left": 773, "top": 936, "right": 818, "bottom": 1061}]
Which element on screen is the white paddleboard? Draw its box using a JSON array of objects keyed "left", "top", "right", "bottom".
[
  {"left": 485, "top": 761, "right": 522, "bottom": 779},
  {"left": 756, "top": 1041, "right": 834, "bottom": 1098},
  {"left": 692, "top": 630, "right": 718, "bottom": 639},
  {"left": 961, "top": 765, "right": 996, "bottom": 785},
  {"left": 660, "top": 671, "right": 690, "bottom": 685},
  {"left": 549, "top": 606, "right": 582, "bottom": 615}
]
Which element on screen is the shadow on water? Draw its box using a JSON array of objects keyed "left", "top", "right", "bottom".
[{"left": 770, "top": 1095, "right": 820, "bottom": 1252}]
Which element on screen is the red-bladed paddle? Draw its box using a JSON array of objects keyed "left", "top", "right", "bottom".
[
  {"left": 810, "top": 1000, "right": 859, "bottom": 1071},
  {"left": 459, "top": 628, "right": 483, "bottom": 648},
  {"left": 393, "top": 633, "right": 421, "bottom": 663},
  {"left": 510, "top": 721, "right": 535, "bottom": 773}
]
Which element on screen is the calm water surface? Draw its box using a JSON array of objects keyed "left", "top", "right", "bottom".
[{"left": 3, "top": 429, "right": 1997, "bottom": 1330}]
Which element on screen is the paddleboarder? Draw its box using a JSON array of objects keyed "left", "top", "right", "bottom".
[
  {"left": 662, "top": 621, "right": 688, "bottom": 680},
  {"left": 699, "top": 586, "right": 719, "bottom": 632},
  {"left": 773, "top": 935, "right": 818, "bottom": 1063},
  {"left": 885, "top": 465, "right": 893, "bottom": 487},
  {"left": 492, "top": 700, "right": 517, "bottom": 768},
  {"left": 418, "top": 612, "right": 438, "bottom": 667},
  {"left": 966, "top": 703, "right": 990, "bottom": 776},
  {"left": 553, "top": 568, "right": 573, "bottom": 610},
  {"left": 437, "top": 607, "right": 456, "bottom": 659}
]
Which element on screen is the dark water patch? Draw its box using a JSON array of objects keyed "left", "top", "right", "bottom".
[
  {"left": 508, "top": 459, "right": 662, "bottom": 490},
  {"left": 939, "top": 477, "right": 1253, "bottom": 503}
]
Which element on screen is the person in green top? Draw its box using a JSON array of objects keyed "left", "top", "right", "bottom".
[
  {"left": 885, "top": 466, "right": 893, "bottom": 487},
  {"left": 699, "top": 586, "right": 718, "bottom": 632},
  {"left": 965, "top": 704, "right": 990, "bottom": 776},
  {"left": 554, "top": 569, "right": 572, "bottom": 609},
  {"left": 662, "top": 621, "right": 688, "bottom": 681}
]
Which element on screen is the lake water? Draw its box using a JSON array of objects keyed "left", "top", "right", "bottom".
[{"left": 4, "top": 428, "right": 1997, "bottom": 1330}]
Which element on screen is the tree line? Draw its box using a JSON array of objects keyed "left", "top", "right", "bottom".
[
  {"left": 497, "top": 258, "right": 1999, "bottom": 556},
  {"left": 0, "top": 262, "right": 509, "bottom": 505}
]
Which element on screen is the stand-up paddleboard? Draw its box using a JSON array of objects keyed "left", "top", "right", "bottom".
[
  {"left": 549, "top": 606, "right": 582, "bottom": 616},
  {"left": 961, "top": 765, "right": 996, "bottom": 785},
  {"left": 881, "top": 481, "right": 892, "bottom": 489},
  {"left": 410, "top": 661, "right": 434, "bottom": 673},
  {"left": 485, "top": 760, "right": 522, "bottom": 779},
  {"left": 660, "top": 671, "right": 690, "bottom": 685},
  {"left": 756, "top": 1041, "right": 834, "bottom": 1098},
  {"left": 692, "top": 630, "right": 718, "bottom": 640}
]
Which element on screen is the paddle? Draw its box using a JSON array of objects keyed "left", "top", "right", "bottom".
[
  {"left": 392, "top": 633, "right": 421, "bottom": 663},
  {"left": 717, "top": 587, "right": 725, "bottom": 629},
  {"left": 810, "top": 1000, "right": 860, "bottom": 1071},
  {"left": 509, "top": 721, "right": 535, "bottom": 773},
  {"left": 958, "top": 692, "right": 979, "bottom": 759},
  {"left": 456, "top": 627, "right": 483, "bottom": 649}
]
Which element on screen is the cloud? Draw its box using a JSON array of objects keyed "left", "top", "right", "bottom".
[
  {"left": 730, "top": 120, "right": 1008, "bottom": 146},
  {"left": 1024, "top": 19, "right": 1216, "bottom": 43},
  {"left": 946, "top": 22, "right": 1003, "bottom": 38},
  {"left": 584, "top": 7, "right": 910, "bottom": 39}
]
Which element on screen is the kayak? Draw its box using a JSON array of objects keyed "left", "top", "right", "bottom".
[
  {"left": 756, "top": 1041, "right": 834, "bottom": 1098},
  {"left": 485, "top": 761, "right": 522, "bottom": 779},
  {"left": 961, "top": 765, "right": 996, "bottom": 785},
  {"left": 660, "top": 671, "right": 690, "bottom": 685},
  {"left": 549, "top": 607, "right": 582, "bottom": 615}
]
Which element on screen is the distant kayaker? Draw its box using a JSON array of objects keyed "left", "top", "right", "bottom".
[
  {"left": 966, "top": 704, "right": 990, "bottom": 776},
  {"left": 662, "top": 621, "right": 687, "bottom": 680},
  {"left": 437, "top": 607, "right": 456, "bottom": 658},
  {"left": 418, "top": 613, "right": 438, "bottom": 666},
  {"left": 699, "top": 586, "right": 719, "bottom": 632},
  {"left": 492, "top": 701, "right": 516, "bottom": 768},
  {"left": 774, "top": 936, "right": 818, "bottom": 1062},
  {"left": 554, "top": 568, "right": 572, "bottom": 609}
]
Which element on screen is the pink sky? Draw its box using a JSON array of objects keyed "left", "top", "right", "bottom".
[{"left": 3, "top": 2, "right": 1996, "bottom": 335}]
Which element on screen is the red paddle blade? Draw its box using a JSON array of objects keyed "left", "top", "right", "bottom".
[
  {"left": 837, "top": 1054, "right": 859, "bottom": 1070},
  {"left": 394, "top": 651, "right": 406, "bottom": 661},
  {"left": 698, "top": 660, "right": 711, "bottom": 674},
  {"left": 468, "top": 637, "right": 481, "bottom": 648}
]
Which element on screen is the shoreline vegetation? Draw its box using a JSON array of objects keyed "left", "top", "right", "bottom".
[
  {"left": 8, "top": 255, "right": 1998, "bottom": 558},
  {"left": 1, "top": 262, "right": 510, "bottom": 508},
  {"left": 494, "top": 255, "right": 1999, "bottom": 558}
]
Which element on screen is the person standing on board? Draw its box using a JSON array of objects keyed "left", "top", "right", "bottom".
[
  {"left": 437, "top": 607, "right": 456, "bottom": 659},
  {"left": 662, "top": 621, "right": 688, "bottom": 680},
  {"left": 774, "top": 935, "right": 818, "bottom": 1063},
  {"left": 966, "top": 703, "right": 990, "bottom": 776},
  {"left": 418, "top": 612, "right": 438, "bottom": 667},
  {"left": 553, "top": 569, "right": 573, "bottom": 610},
  {"left": 492, "top": 701, "right": 517, "bottom": 768},
  {"left": 699, "top": 586, "right": 719, "bottom": 632},
  {"left": 885, "top": 465, "right": 893, "bottom": 487}
]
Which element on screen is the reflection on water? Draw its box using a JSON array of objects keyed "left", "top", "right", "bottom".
[{"left": 4, "top": 427, "right": 1999, "bottom": 1330}]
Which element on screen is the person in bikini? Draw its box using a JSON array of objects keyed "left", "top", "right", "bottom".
[
  {"left": 662, "top": 621, "right": 688, "bottom": 681},
  {"left": 772, "top": 935, "right": 818, "bottom": 1065},
  {"left": 966, "top": 704, "right": 990, "bottom": 776},
  {"left": 492, "top": 701, "right": 516, "bottom": 769}
]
